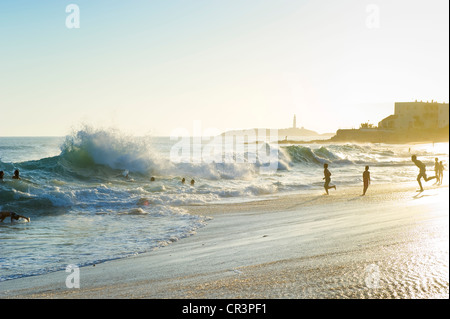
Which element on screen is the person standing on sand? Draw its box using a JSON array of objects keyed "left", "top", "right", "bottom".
[
  {"left": 412, "top": 155, "right": 436, "bottom": 192},
  {"left": 434, "top": 158, "right": 440, "bottom": 184},
  {"left": 362, "top": 166, "right": 371, "bottom": 195},
  {"left": 439, "top": 161, "right": 444, "bottom": 185},
  {"left": 323, "top": 163, "right": 336, "bottom": 195}
]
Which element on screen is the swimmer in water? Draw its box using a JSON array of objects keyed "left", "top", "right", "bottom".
[
  {"left": 12, "top": 169, "right": 20, "bottom": 180},
  {"left": 190, "top": 179, "right": 195, "bottom": 185},
  {"left": 0, "top": 211, "right": 30, "bottom": 223}
]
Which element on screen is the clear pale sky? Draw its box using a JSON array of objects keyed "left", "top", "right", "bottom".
[{"left": 0, "top": 0, "right": 448, "bottom": 136}]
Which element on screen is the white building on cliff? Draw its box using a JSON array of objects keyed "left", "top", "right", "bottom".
[{"left": 378, "top": 101, "right": 449, "bottom": 130}]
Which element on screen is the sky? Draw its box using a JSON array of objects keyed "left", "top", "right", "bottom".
[{"left": 0, "top": 0, "right": 448, "bottom": 137}]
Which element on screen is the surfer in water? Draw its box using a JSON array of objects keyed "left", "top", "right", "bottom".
[
  {"left": 0, "top": 171, "right": 4, "bottom": 181},
  {"left": 0, "top": 211, "right": 30, "bottom": 223},
  {"left": 190, "top": 179, "right": 195, "bottom": 186},
  {"left": 412, "top": 155, "right": 436, "bottom": 192},
  {"left": 323, "top": 163, "right": 336, "bottom": 195},
  {"left": 362, "top": 165, "right": 371, "bottom": 196}
]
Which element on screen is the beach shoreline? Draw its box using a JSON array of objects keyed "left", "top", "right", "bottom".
[{"left": 0, "top": 182, "right": 448, "bottom": 299}]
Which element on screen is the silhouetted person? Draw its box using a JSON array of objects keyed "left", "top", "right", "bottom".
[
  {"left": 12, "top": 169, "right": 20, "bottom": 180},
  {"left": 181, "top": 178, "right": 186, "bottom": 184},
  {"left": 439, "top": 161, "right": 444, "bottom": 185},
  {"left": 0, "top": 211, "right": 30, "bottom": 223},
  {"left": 434, "top": 158, "right": 440, "bottom": 184},
  {"left": 412, "top": 155, "right": 436, "bottom": 192},
  {"left": 190, "top": 179, "right": 195, "bottom": 186},
  {"left": 362, "top": 166, "right": 371, "bottom": 195},
  {"left": 0, "top": 171, "right": 4, "bottom": 180},
  {"left": 323, "top": 163, "right": 336, "bottom": 195}
]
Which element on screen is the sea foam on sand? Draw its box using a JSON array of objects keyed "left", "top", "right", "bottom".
[{"left": 0, "top": 182, "right": 448, "bottom": 299}]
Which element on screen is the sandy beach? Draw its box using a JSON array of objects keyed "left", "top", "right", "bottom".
[{"left": 0, "top": 182, "right": 448, "bottom": 299}]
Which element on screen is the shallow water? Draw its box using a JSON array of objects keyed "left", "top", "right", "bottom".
[{"left": 0, "top": 130, "right": 448, "bottom": 282}]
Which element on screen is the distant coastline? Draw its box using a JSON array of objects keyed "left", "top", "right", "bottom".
[
  {"left": 224, "top": 101, "right": 449, "bottom": 145},
  {"left": 221, "top": 126, "right": 449, "bottom": 145},
  {"left": 221, "top": 127, "right": 334, "bottom": 139}
]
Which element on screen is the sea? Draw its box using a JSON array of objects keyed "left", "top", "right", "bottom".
[{"left": 0, "top": 127, "right": 448, "bottom": 282}]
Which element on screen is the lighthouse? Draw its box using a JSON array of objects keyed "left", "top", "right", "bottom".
[{"left": 293, "top": 114, "right": 297, "bottom": 129}]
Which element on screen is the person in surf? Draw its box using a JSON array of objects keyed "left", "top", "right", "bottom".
[
  {"left": 0, "top": 211, "right": 30, "bottom": 223},
  {"left": 12, "top": 169, "right": 20, "bottom": 180}
]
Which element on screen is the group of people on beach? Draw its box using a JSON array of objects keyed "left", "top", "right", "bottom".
[
  {"left": 434, "top": 158, "right": 445, "bottom": 185},
  {"left": 324, "top": 155, "right": 445, "bottom": 195},
  {"left": 322, "top": 163, "right": 371, "bottom": 196},
  {"left": 0, "top": 155, "right": 446, "bottom": 223},
  {"left": 413, "top": 156, "right": 445, "bottom": 192}
]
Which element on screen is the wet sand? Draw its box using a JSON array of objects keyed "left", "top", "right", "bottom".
[{"left": 0, "top": 182, "right": 448, "bottom": 299}]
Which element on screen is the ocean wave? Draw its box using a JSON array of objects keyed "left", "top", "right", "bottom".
[
  {"left": 282, "top": 145, "right": 342, "bottom": 165},
  {"left": 280, "top": 144, "right": 425, "bottom": 167},
  {"left": 57, "top": 127, "right": 265, "bottom": 180},
  {"left": 60, "top": 127, "right": 166, "bottom": 174},
  {"left": 2, "top": 130, "right": 444, "bottom": 218}
]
